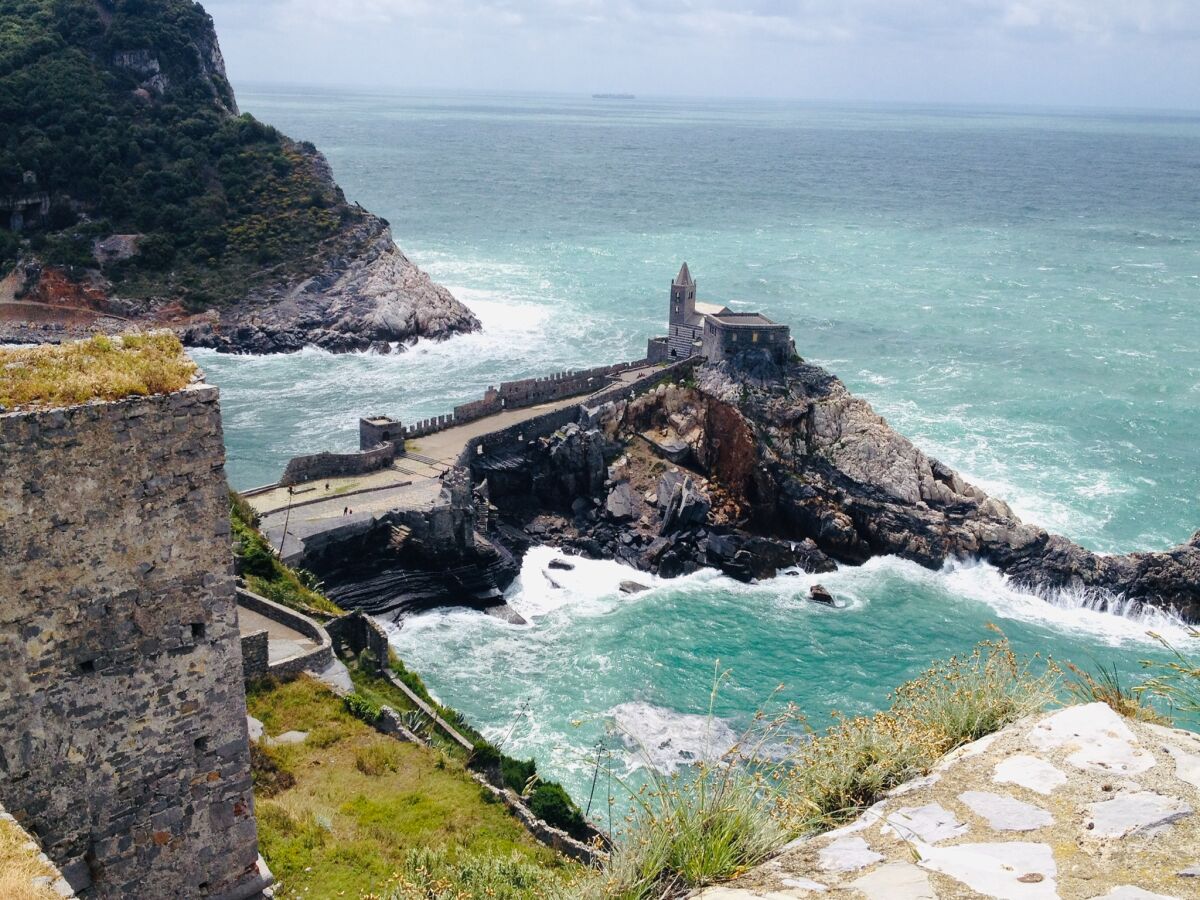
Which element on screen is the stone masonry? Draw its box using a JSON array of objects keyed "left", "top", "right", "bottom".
[
  {"left": 699, "top": 703, "right": 1200, "bottom": 900},
  {"left": 0, "top": 385, "right": 267, "bottom": 899}
]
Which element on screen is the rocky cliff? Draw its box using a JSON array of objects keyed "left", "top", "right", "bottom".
[
  {"left": 480, "top": 351, "right": 1200, "bottom": 621},
  {"left": 0, "top": 0, "right": 479, "bottom": 353}
]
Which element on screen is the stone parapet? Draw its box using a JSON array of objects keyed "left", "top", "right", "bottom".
[
  {"left": 235, "top": 587, "right": 333, "bottom": 680},
  {"left": 280, "top": 441, "right": 397, "bottom": 486}
]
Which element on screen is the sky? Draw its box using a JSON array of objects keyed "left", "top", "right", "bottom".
[{"left": 203, "top": 0, "right": 1200, "bottom": 109}]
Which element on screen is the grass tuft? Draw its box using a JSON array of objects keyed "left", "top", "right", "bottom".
[
  {"left": 780, "top": 638, "right": 1057, "bottom": 826},
  {"left": 1066, "top": 661, "right": 1170, "bottom": 724},
  {"left": 0, "top": 815, "right": 60, "bottom": 900},
  {"left": 0, "top": 332, "right": 195, "bottom": 410},
  {"left": 1138, "top": 629, "right": 1200, "bottom": 715},
  {"left": 575, "top": 638, "right": 1057, "bottom": 900}
]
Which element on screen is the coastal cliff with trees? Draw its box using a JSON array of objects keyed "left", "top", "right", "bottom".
[{"left": 0, "top": 0, "right": 478, "bottom": 353}]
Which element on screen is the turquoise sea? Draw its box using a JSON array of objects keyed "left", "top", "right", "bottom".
[{"left": 199, "top": 89, "right": 1200, "bottom": 812}]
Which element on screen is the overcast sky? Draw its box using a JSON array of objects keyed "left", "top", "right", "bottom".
[{"left": 203, "top": 0, "right": 1200, "bottom": 109}]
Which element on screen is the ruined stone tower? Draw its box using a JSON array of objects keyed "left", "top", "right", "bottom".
[{"left": 0, "top": 383, "right": 268, "bottom": 899}]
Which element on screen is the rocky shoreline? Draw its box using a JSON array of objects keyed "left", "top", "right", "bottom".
[
  {"left": 471, "top": 351, "right": 1199, "bottom": 622},
  {"left": 0, "top": 205, "right": 480, "bottom": 355}
]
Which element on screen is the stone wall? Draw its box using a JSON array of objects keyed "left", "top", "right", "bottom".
[
  {"left": 280, "top": 441, "right": 397, "bottom": 486},
  {"left": 404, "top": 359, "right": 651, "bottom": 440},
  {"left": 0, "top": 385, "right": 267, "bottom": 900},
  {"left": 235, "top": 588, "right": 333, "bottom": 680},
  {"left": 456, "top": 358, "right": 701, "bottom": 470},
  {"left": 240, "top": 630, "right": 270, "bottom": 682},
  {"left": 326, "top": 611, "right": 390, "bottom": 675}
]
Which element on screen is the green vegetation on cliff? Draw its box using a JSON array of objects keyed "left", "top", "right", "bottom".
[
  {"left": 0, "top": 0, "right": 369, "bottom": 304},
  {"left": 0, "top": 331, "right": 194, "bottom": 409},
  {"left": 229, "top": 492, "right": 345, "bottom": 615},
  {"left": 246, "top": 677, "right": 576, "bottom": 899}
]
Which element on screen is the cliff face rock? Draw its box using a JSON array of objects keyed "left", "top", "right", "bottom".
[
  {"left": 0, "top": 0, "right": 478, "bottom": 354},
  {"left": 483, "top": 352, "right": 1197, "bottom": 620},
  {"left": 685, "top": 353, "right": 1199, "bottom": 620},
  {"left": 179, "top": 215, "right": 481, "bottom": 354}
]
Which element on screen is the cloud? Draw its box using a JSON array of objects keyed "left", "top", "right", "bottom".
[
  {"left": 215, "top": 0, "right": 1200, "bottom": 44},
  {"left": 200, "top": 0, "right": 1200, "bottom": 106}
]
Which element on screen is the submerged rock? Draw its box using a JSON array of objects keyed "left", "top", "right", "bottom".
[{"left": 809, "top": 584, "right": 835, "bottom": 606}]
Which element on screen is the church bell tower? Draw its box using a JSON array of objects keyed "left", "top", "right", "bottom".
[{"left": 669, "top": 261, "right": 696, "bottom": 326}]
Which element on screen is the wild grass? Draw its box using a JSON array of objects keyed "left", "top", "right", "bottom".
[
  {"left": 573, "top": 638, "right": 1058, "bottom": 900},
  {"left": 779, "top": 639, "right": 1058, "bottom": 827},
  {"left": 1065, "top": 660, "right": 1170, "bottom": 724},
  {"left": 245, "top": 676, "right": 575, "bottom": 899},
  {"left": 1138, "top": 628, "right": 1200, "bottom": 715},
  {"left": 0, "top": 815, "right": 59, "bottom": 900},
  {"left": 0, "top": 332, "right": 195, "bottom": 410}
]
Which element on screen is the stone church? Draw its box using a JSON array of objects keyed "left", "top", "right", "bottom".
[{"left": 647, "top": 263, "right": 793, "bottom": 365}]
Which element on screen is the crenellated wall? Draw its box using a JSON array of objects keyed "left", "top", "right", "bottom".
[
  {"left": 404, "top": 359, "right": 651, "bottom": 439},
  {"left": 0, "top": 385, "right": 268, "bottom": 900}
]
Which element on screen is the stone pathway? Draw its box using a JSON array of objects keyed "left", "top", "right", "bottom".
[{"left": 697, "top": 704, "right": 1200, "bottom": 900}]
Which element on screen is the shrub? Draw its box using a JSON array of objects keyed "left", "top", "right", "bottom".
[
  {"left": 343, "top": 693, "right": 383, "bottom": 725},
  {"left": 386, "top": 847, "right": 570, "bottom": 900},
  {"left": 528, "top": 782, "right": 589, "bottom": 840},
  {"left": 355, "top": 741, "right": 402, "bottom": 776},
  {"left": 501, "top": 755, "right": 538, "bottom": 794}
]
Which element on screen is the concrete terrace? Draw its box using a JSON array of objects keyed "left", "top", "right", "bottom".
[{"left": 245, "top": 363, "right": 660, "bottom": 557}]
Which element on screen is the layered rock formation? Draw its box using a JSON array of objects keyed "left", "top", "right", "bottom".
[{"left": 480, "top": 351, "right": 1199, "bottom": 621}]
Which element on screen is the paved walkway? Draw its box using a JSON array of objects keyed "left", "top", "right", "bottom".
[
  {"left": 244, "top": 364, "right": 661, "bottom": 558},
  {"left": 701, "top": 703, "right": 1200, "bottom": 900},
  {"left": 237, "top": 604, "right": 319, "bottom": 664}
]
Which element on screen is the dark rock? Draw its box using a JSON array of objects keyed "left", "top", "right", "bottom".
[
  {"left": 548, "top": 558, "right": 575, "bottom": 571},
  {"left": 619, "top": 581, "right": 650, "bottom": 595},
  {"left": 605, "top": 481, "right": 636, "bottom": 521},
  {"left": 660, "top": 475, "right": 710, "bottom": 534},
  {"left": 809, "top": 584, "right": 835, "bottom": 606}
]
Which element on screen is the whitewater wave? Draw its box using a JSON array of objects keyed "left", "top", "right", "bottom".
[{"left": 607, "top": 701, "right": 739, "bottom": 774}]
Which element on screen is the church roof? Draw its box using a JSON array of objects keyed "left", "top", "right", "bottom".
[{"left": 674, "top": 262, "right": 694, "bottom": 286}]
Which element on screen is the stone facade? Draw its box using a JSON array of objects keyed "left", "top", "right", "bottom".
[
  {"left": 359, "top": 416, "right": 402, "bottom": 450},
  {"left": 0, "top": 385, "right": 267, "bottom": 900},
  {"left": 700, "top": 312, "right": 793, "bottom": 365},
  {"left": 648, "top": 263, "right": 793, "bottom": 364},
  {"left": 240, "top": 630, "right": 270, "bottom": 682}
]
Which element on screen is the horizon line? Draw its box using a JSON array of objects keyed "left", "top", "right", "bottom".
[{"left": 226, "top": 80, "right": 1200, "bottom": 118}]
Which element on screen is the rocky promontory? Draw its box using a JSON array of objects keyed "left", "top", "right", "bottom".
[
  {"left": 0, "top": 0, "right": 479, "bottom": 354},
  {"left": 476, "top": 351, "right": 1200, "bottom": 621}
]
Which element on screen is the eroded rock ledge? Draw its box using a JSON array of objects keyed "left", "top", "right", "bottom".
[
  {"left": 177, "top": 212, "right": 481, "bottom": 354},
  {"left": 481, "top": 351, "right": 1200, "bottom": 621},
  {"left": 696, "top": 704, "right": 1200, "bottom": 899}
]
